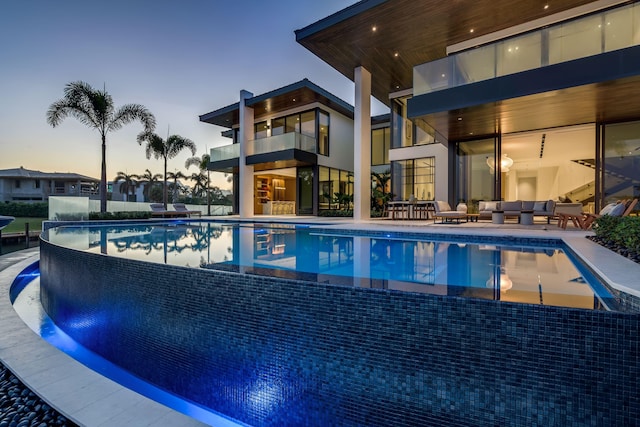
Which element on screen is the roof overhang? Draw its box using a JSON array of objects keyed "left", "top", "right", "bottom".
[
  {"left": 295, "top": 0, "right": 609, "bottom": 105},
  {"left": 199, "top": 79, "right": 354, "bottom": 128}
]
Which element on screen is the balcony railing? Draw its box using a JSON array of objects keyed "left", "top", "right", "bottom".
[
  {"left": 210, "top": 132, "right": 316, "bottom": 163},
  {"left": 246, "top": 132, "right": 316, "bottom": 156},
  {"left": 414, "top": 2, "right": 640, "bottom": 96},
  {"left": 210, "top": 143, "right": 240, "bottom": 162}
]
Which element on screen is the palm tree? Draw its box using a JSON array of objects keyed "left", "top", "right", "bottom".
[
  {"left": 47, "top": 81, "right": 155, "bottom": 212},
  {"left": 166, "top": 170, "right": 187, "bottom": 204},
  {"left": 138, "top": 168, "right": 163, "bottom": 202},
  {"left": 185, "top": 153, "right": 211, "bottom": 215},
  {"left": 137, "top": 132, "right": 197, "bottom": 208},
  {"left": 188, "top": 171, "right": 208, "bottom": 200},
  {"left": 113, "top": 171, "right": 140, "bottom": 202}
]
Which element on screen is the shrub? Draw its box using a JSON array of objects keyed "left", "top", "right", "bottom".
[
  {"left": 89, "top": 211, "right": 152, "bottom": 220},
  {"left": 0, "top": 202, "right": 48, "bottom": 217},
  {"left": 318, "top": 210, "right": 354, "bottom": 217},
  {"left": 593, "top": 215, "right": 640, "bottom": 253}
]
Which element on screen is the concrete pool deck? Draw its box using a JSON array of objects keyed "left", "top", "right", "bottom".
[{"left": 1, "top": 218, "right": 639, "bottom": 426}]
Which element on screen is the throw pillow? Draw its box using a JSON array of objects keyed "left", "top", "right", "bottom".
[
  {"left": 533, "top": 201, "right": 546, "bottom": 211},
  {"left": 609, "top": 203, "right": 626, "bottom": 217},
  {"left": 599, "top": 203, "right": 617, "bottom": 216}
]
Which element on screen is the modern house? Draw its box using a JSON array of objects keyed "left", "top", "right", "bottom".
[
  {"left": 294, "top": 0, "right": 640, "bottom": 219},
  {"left": 200, "top": 79, "right": 391, "bottom": 216},
  {"left": 0, "top": 167, "right": 99, "bottom": 203}
]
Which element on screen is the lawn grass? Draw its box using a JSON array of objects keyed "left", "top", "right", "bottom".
[{"left": 1, "top": 217, "right": 46, "bottom": 234}]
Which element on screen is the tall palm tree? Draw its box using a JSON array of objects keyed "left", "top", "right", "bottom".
[
  {"left": 185, "top": 153, "right": 211, "bottom": 215},
  {"left": 166, "top": 170, "right": 187, "bottom": 204},
  {"left": 47, "top": 81, "right": 155, "bottom": 212},
  {"left": 137, "top": 132, "right": 197, "bottom": 208},
  {"left": 138, "top": 168, "right": 163, "bottom": 202},
  {"left": 113, "top": 171, "right": 140, "bottom": 202}
]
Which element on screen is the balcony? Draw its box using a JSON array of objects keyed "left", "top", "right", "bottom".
[
  {"left": 210, "top": 143, "right": 240, "bottom": 162},
  {"left": 247, "top": 132, "right": 316, "bottom": 156},
  {"left": 414, "top": 2, "right": 640, "bottom": 96}
]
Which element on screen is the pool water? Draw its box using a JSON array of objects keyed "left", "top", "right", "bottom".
[{"left": 45, "top": 222, "right": 615, "bottom": 310}]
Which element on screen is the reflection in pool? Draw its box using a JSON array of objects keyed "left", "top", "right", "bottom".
[{"left": 45, "top": 222, "right": 614, "bottom": 310}]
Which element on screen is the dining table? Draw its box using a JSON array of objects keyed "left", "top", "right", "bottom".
[{"left": 386, "top": 200, "right": 435, "bottom": 220}]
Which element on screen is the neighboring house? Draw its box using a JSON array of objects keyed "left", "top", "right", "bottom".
[
  {"left": 0, "top": 167, "right": 99, "bottom": 203},
  {"left": 201, "top": 79, "right": 390, "bottom": 216},
  {"left": 294, "top": 0, "right": 640, "bottom": 218}
]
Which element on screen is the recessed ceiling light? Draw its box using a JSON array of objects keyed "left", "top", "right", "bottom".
[
  {"left": 372, "top": 25, "right": 377, "bottom": 32},
  {"left": 470, "top": 29, "right": 474, "bottom": 33},
  {"left": 292, "top": 98, "right": 296, "bottom": 102},
  {"left": 457, "top": 117, "right": 463, "bottom": 121},
  {"left": 394, "top": 52, "right": 399, "bottom": 57},
  {"left": 544, "top": 4, "right": 549, "bottom": 9}
]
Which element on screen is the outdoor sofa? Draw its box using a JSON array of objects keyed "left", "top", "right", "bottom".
[{"left": 477, "top": 200, "right": 556, "bottom": 223}]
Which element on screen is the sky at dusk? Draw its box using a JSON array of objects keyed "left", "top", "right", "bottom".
[{"left": 0, "top": 0, "right": 384, "bottom": 190}]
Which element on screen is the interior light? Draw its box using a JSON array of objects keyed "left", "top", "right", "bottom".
[
  {"left": 394, "top": 52, "right": 399, "bottom": 57},
  {"left": 470, "top": 29, "right": 474, "bottom": 33},
  {"left": 457, "top": 117, "right": 463, "bottom": 121},
  {"left": 441, "top": 74, "right": 446, "bottom": 78},
  {"left": 544, "top": 4, "right": 549, "bottom": 9},
  {"left": 372, "top": 25, "right": 377, "bottom": 32}
]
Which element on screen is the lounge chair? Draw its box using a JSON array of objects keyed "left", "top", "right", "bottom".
[
  {"left": 149, "top": 203, "right": 187, "bottom": 218},
  {"left": 433, "top": 201, "right": 468, "bottom": 223},
  {"left": 173, "top": 203, "right": 202, "bottom": 218},
  {"left": 582, "top": 198, "right": 637, "bottom": 229},
  {"left": 557, "top": 199, "right": 637, "bottom": 230}
]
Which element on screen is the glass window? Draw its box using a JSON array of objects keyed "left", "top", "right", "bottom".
[
  {"left": 391, "top": 158, "right": 435, "bottom": 201},
  {"left": 414, "top": 121, "right": 435, "bottom": 146},
  {"left": 285, "top": 115, "right": 298, "bottom": 134},
  {"left": 318, "top": 111, "right": 329, "bottom": 156},
  {"left": 34, "top": 180, "right": 40, "bottom": 189},
  {"left": 603, "top": 121, "right": 640, "bottom": 207},
  {"left": 254, "top": 121, "right": 268, "bottom": 139},
  {"left": 271, "top": 117, "right": 285, "bottom": 136},
  {"left": 318, "top": 166, "right": 331, "bottom": 210},
  {"left": 300, "top": 111, "right": 316, "bottom": 138},
  {"left": 297, "top": 167, "right": 314, "bottom": 215},
  {"left": 414, "top": 158, "right": 435, "bottom": 201},
  {"left": 456, "top": 138, "right": 496, "bottom": 205},
  {"left": 372, "top": 127, "right": 390, "bottom": 166},
  {"left": 14, "top": 180, "right": 21, "bottom": 189}
]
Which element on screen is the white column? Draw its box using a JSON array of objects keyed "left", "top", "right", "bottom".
[
  {"left": 354, "top": 66, "right": 372, "bottom": 221},
  {"left": 238, "top": 90, "right": 254, "bottom": 218}
]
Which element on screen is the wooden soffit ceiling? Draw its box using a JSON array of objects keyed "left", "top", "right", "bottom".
[{"left": 296, "top": 0, "right": 604, "bottom": 104}]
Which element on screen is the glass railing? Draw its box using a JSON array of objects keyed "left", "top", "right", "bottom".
[
  {"left": 210, "top": 143, "right": 240, "bottom": 162},
  {"left": 414, "top": 2, "right": 640, "bottom": 95},
  {"left": 246, "top": 132, "right": 316, "bottom": 156}
]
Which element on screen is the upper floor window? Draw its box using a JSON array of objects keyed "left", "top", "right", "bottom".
[
  {"left": 318, "top": 111, "right": 329, "bottom": 156},
  {"left": 372, "top": 127, "right": 390, "bottom": 166},
  {"left": 34, "top": 179, "right": 40, "bottom": 189},
  {"left": 254, "top": 121, "right": 268, "bottom": 139},
  {"left": 14, "top": 179, "right": 21, "bottom": 189}
]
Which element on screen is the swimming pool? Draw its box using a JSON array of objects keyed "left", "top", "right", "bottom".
[
  {"left": 36, "top": 221, "right": 639, "bottom": 426},
  {"left": 44, "top": 222, "right": 616, "bottom": 310}
]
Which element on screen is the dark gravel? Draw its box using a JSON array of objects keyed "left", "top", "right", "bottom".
[
  {"left": 587, "top": 235, "right": 640, "bottom": 265},
  {"left": 0, "top": 363, "right": 77, "bottom": 426}
]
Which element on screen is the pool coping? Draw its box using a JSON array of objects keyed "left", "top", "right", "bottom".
[{"left": 2, "top": 218, "right": 640, "bottom": 426}]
